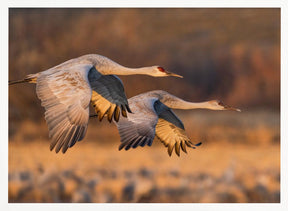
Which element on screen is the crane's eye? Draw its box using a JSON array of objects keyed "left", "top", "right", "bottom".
[
  {"left": 218, "top": 100, "right": 225, "bottom": 106},
  {"left": 157, "top": 66, "right": 166, "bottom": 73}
]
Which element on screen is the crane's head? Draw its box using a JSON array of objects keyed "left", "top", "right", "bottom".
[
  {"left": 208, "top": 100, "right": 241, "bottom": 112},
  {"left": 149, "top": 66, "right": 183, "bottom": 78}
]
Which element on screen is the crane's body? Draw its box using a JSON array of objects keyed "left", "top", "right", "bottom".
[
  {"left": 9, "top": 54, "right": 182, "bottom": 153},
  {"left": 115, "top": 90, "right": 240, "bottom": 156}
]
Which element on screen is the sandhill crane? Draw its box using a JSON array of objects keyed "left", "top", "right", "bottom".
[
  {"left": 9, "top": 54, "right": 182, "bottom": 153},
  {"left": 114, "top": 90, "right": 240, "bottom": 156}
]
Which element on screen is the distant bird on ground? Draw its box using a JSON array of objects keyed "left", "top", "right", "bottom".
[
  {"left": 9, "top": 54, "right": 182, "bottom": 153},
  {"left": 114, "top": 90, "right": 240, "bottom": 156}
]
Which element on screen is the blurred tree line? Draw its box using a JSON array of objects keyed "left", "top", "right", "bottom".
[{"left": 9, "top": 8, "right": 280, "bottom": 123}]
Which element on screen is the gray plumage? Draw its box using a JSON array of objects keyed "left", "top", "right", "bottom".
[
  {"left": 115, "top": 91, "right": 201, "bottom": 156},
  {"left": 115, "top": 90, "right": 240, "bottom": 156},
  {"left": 9, "top": 54, "right": 183, "bottom": 153}
]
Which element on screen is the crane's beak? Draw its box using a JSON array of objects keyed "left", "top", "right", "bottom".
[
  {"left": 224, "top": 105, "right": 241, "bottom": 112},
  {"left": 166, "top": 71, "right": 183, "bottom": 78},
  {"left": 217, "top": 100, "right": 241, "bottom": 112}
]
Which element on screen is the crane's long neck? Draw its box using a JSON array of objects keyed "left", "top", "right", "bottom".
[
  {"left": 93, "top": 57, "right": 153, "bottom": 75},
  {"left": 107, "top": 66, "right": 153, "bottom": 76},
  {"left": 166, "top": 99, "right": 213, "bottom": 110},
  {"left": 159, "top": 93, "right": 214, "bottom": 110}
]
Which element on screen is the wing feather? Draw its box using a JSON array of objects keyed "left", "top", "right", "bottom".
[
  {"left": 36, "top": 64, "right": 92, "bottom": 153},
  {"left": 115, "top": 97, "right": 159, "bottom": 151},
  {"left": 155, "top": 117, "right": 201, "bottom": 156},
  {"left": 89, "top": 69, "right": 130, "bottom": 122},
  {"left": 155, "top": 102, "right": 201, "bottom": 157},
  {"left": 131, "top": 137, "right": 144, "bottom": 148}
]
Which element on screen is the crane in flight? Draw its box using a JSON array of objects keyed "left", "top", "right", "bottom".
[
  {"left": 9, "top": 54, "right": 182, "bottom": 153},
  {"left": 114, "top": 90, "right": 240, "bottom": 156}
]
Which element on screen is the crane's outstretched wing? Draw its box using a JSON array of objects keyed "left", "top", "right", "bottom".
[
  {"left": 115, "top": 98, "right": 159, "bottom": 151},
  {"left": 115, "top": 98, "right": 201, "bottom": 156},
  {"left": 88, "top": 69, "right": 131, "bottom": 122},
  {"left": 154, "top": 101, "right": 201, "bottom": 157},
  {"left": 36, "top": 64, "right": 93, "bottom": 153}
]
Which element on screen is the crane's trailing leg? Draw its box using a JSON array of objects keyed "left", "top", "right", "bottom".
[
  {"left": 9, "top": 78, "right": 31, "bottom": 85},
  {"left": 89, "top": 114, "right": 98, "bottom": 118},
  {"left": 9, "top": 74, "right": 38, "bottom": 85}
]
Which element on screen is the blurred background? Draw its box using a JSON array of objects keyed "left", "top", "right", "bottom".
[{"left": 8, "top": 8, "right": 280, "bottom": 203}]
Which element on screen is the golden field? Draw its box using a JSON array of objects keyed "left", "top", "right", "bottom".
[{"left": 8, "top": 110, "right": 280, "bottom": 203}]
